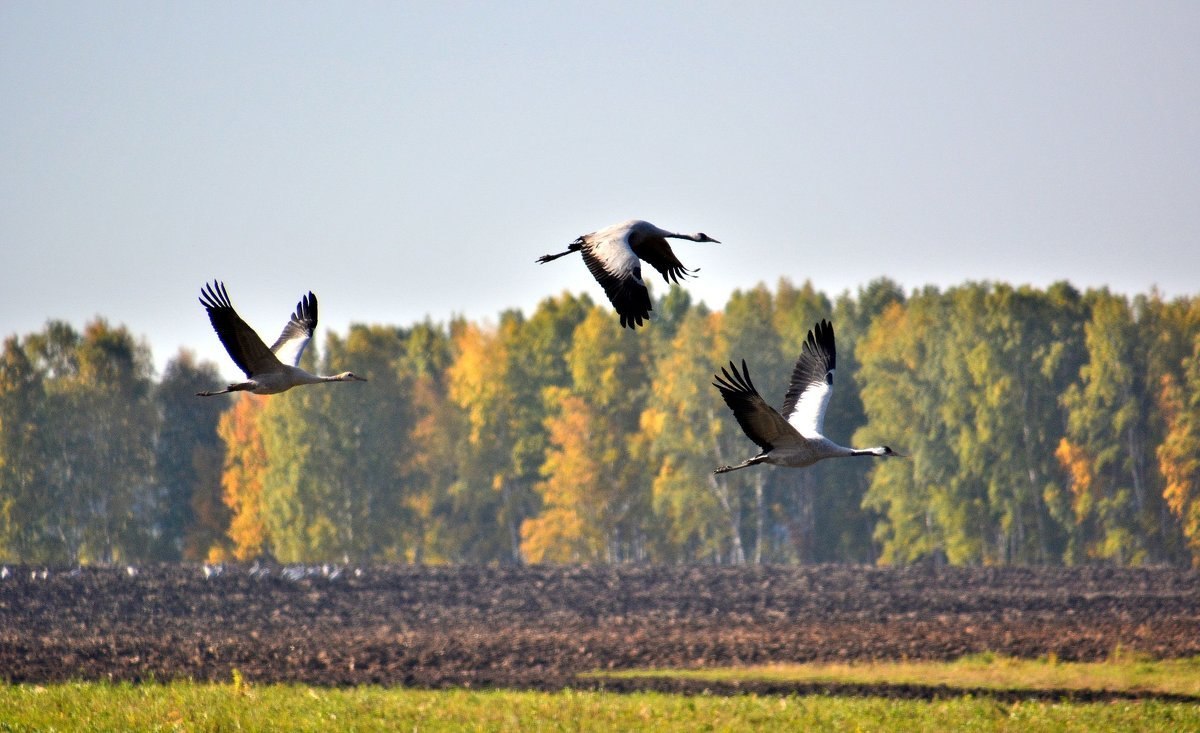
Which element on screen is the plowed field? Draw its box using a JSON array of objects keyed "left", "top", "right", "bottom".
[{"left": 2, "top": 564, "right": 1197, "bottom": 696}]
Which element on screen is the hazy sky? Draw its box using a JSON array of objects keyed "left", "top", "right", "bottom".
[{"left": 3, "top": 2, "right": 1198, "bottom": 379}]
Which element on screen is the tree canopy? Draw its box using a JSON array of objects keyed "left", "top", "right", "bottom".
[{"left": 2, "top": 280, "right": 1198, "bottom": 566}]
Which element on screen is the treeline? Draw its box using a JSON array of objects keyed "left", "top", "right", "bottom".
[{"left": 1, "top": 279, "right": 1198, "bottom": 567}]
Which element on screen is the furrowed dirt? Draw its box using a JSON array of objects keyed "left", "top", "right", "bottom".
[{"left": 1, "top": 564, "right": 1197, "bottom": 696}]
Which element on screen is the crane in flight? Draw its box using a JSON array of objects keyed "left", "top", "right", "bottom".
[
  {"left": 536, "top": 218, "right": 719, "bottom": 329},
  {"left": 712, "top": 319, "right": 899, "bottom": 473},
  {"left": 196, "top": 280, "right": 366, "bottom": 397}
]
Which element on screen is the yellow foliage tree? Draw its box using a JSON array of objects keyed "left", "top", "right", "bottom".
[
  {"left": 448, "top": 322, "right": 506, "bottom": 445},
  {"left": 215, "top": 394, "right": 269, "bottom": 561},
  {"left": 520, "top": 389, "right": 605, "bottom": 562},
  {"left": 1158, "top": 341, "right": 1200, "bottom": 566},
  {"left": 528, "top": 307, "right": 652, "bottom": 562},
  {"left": 406, "top": 369, "right": 466, "bottom": 562},
  {"left": 857, "top": 299, "right": 945, "bottom": 564},
  {"left": 446, "top": 319, "right": 523, "bottom": 560},
  {"left": 637, "top": 307, "right": 731, "bottom": 560},
  {"left": 1054, "top": 437, "right": 1094, "bottom": 524}
]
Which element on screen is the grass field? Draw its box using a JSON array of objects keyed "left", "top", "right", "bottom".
[
  {"left": 591, "top": 651, "right": 1200, "bottom": 697},
  {"left": 2, "top": 657, "right": 1198, "bottom": 732}
]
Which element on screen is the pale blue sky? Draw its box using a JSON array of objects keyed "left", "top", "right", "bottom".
[{"left": 3, "top": 2, "right": 1198, "bottom": 378}]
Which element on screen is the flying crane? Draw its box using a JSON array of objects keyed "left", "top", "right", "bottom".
[
  {"left": 536, "top": 218, "right": 719, "bottom": 329},
  {"left": 713, "top": 319, "right": 900, "bottom": 473},
  {"left": 196, "top": 280, "right": 366, "bottom": 397}
]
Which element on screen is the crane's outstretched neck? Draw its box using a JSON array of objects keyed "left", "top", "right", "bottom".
[
  {"left": 669, "top": 232, "right": 721, "bottom": 244},
  {"left": 850, "top": 446, "right": 901, "bottom": 458},
  {"left": 321, "top": 371, "right": 367, "bottom": 383}
]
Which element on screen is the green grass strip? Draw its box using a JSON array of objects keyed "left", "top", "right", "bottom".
[
  {"left": 589, "top": 653, "right": 1200, "bottom": 697},
  {"left": 0, "top": 677, "right": 1198, "bottom": 732}
]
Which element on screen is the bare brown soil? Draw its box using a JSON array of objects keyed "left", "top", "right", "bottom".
[{"left": 1, "top": 564, "right": 1197, "bottom": 698}]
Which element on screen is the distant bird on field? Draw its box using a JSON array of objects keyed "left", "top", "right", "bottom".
[
  {"left": 712, "top": 319, "right": 900, "bottom": 473},
  {"left": 536, "top": 218, "right": 719, "bottom": 329},
  {"left": 196, "top": 281, "right": 366, "bottom": 397}
]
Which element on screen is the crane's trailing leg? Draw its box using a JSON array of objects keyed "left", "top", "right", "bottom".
[
  {"left": 714, "top": 454, "right": 768, "bottom": 474},
  {"left": 196, "top": 382, "right": 250, "bottom": 397},
  {"left": 535, "top": 239, "right": 584, "bottom": 264}
]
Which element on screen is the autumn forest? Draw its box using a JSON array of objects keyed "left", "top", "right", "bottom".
[{"left": 2, "top": 278, "right": 1199, "bottom": 568}]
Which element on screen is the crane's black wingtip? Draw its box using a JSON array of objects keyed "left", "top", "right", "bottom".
[
  {"left": 713, "top": 359, "right": 759, "bottom": 397},
  {"left": 199, "top": 280, "right": 233, "bottom": 310},
  {"left": 619, "top": 313, "right": 649, "bottom": 329},
  {"left": 726, "top": 359, "right": 753, "bottom": 391}
]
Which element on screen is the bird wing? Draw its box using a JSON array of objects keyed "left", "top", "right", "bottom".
[
  {"left": 780, "top": 319, "right": 836, "bottom": 438},
  {"left": 713, "top": 359, "right": 802, "bottom": 451},
  {"left": 580, "top": 233, "right": 653, "bottom": 329},
  {"left": 269, "top": 291, "right": 317, "bottom": 367},
  {"left": 629, "top": 232, "right": 695, "bottom": 285},
  {"left": 199, "top": 281, "right": 282, "bottom": 377}
]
